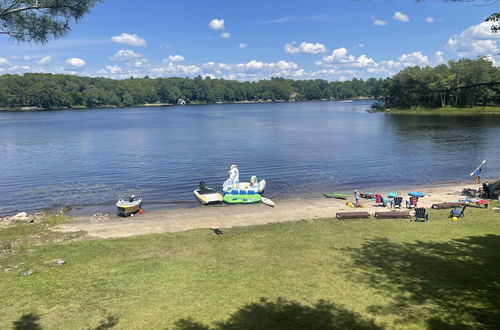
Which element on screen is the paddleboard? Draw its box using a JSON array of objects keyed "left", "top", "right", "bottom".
[
  {"left": 469, "top": 160, "right": 486, "bottom": 176},
  {"left": 323, "top": 193, "right": 348, "bottom": 200},
  {"left": 261, "top": 197, "right": 275, "bottom": 207}
]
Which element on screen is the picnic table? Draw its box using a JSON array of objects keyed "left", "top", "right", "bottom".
[
  {"left": 336, "top": 212, "right": 371, "bottom": 219},
  {"left": 375, "top": 211, "right": 411, "bottom": 219}
]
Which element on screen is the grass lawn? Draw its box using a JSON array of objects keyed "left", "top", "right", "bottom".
[
  {"left": 389, "top": 106, "right": 500, "bottom": 116},
  {"left": 1, "top": 205, "right": 500, "bottom": 329}
]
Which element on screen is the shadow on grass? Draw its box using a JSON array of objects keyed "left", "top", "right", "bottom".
[
  {"left": 173, "top": 297, "right": 382, "bottom": 330},
  {"left": 11, "top": 313, "right": 119, "bottom": 330},
  {"left": 13, "top": 313, "right": 42, "bottom": 330},
  {"left": 89, "top": 314, "right": 119, "bottom": 330},
  {"left": 345, "top": 234, "right": 500, "bottom": 329}
]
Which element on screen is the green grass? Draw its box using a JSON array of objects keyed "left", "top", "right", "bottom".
[
  {"left": 390, "top": 106, "right": 500, "bottom": 116},
  {"left": 1, "top": 205, "right": 499, "bottom": 329}
]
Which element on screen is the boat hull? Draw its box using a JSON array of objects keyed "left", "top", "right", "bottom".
[
  {"left": 116, "top": 198, "right": 143, "bottom": 217},
  {"left": 193, "top": 189, "right": 223, "bottom": 205}
]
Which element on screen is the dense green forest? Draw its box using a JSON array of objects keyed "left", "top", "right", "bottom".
[{"left": 0, "top": 57, "right": 499, "bottom": 110}]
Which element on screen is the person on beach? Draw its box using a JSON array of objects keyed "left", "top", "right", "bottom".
[
  {"left": 229, "top": 164, "right": 239, "bottom": 189},
  {"left": 354, "top": 189, "right": 360, "bottom": 206},
  {"left": 475, "top": 167, "right": 482, "bottom": 184}
]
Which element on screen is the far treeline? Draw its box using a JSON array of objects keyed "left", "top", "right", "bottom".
[{"left": 0, "top": 57, "right": 499, "bottom": 110}]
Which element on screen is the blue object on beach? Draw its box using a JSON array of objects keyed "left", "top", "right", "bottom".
[
  {"left": 408, "top": 192, "right": 425, "bottom": 198},
  {"left": 388, "top": 192, "right": 398, "bottom": 198}
]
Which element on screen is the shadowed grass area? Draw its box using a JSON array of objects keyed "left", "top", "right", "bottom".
[
  {"left": 390, "top": 106, "right": 500, "bottom": 116},
  {"left": 0, "top": 204, "right": 499, "bottom": 329}
]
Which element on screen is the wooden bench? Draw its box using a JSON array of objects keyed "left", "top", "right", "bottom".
[
  {"left": 336, "top": 212, "right": 371, "bottom": 219},
  {"left": 375, "top": 211, "right": 411, "bottom": 219},
  {"left": 431, "top": 202, "right": 466, "bottom": 209}
]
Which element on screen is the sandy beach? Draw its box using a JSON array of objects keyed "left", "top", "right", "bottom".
[{"left": 52, "top": 181, "right": 488, "bottom": 239}]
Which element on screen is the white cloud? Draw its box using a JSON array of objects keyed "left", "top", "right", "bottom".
[
  {"left": 209, "top": 19, "right": 225, "bottom": 30},
  {"left": 110, "top": 49, "right": 143, "bottom": 61},
  {"left": 111, "top": 33, "right": 147, "bottom": 47},
  {"left": 446, "top": 21, "right": 499, "bottom": 57},
  {"left": 130, "top": 59, "right": 149, "bottom": 68},
  {"left": 434, "top": 51, "right": 445, "bottom": 64},
  {"left": 152, "top": 63, "right": 202, "bottom": 76},
  {"left": 393, "top": 12, "right": 409, "bottom": 23},
  {"left": 10, "top": 56, "right": 32, "bottom": 60},
  {"left": 38, "top": 56, "right": 53, "bottom": 65},
  {"left": 98, "top": 65, "right": 122, "bottom": 75},
  {"left": 65, "top": 57, "right": 86, "bottom": 68},
  {"left": 357, "top": 43, "right": 364, "bottom": 48},
  {"left": 238, "top": 43, "right": 247, "bottom": 49},
  {"left": 316, "top": 48, "right": 376, "bottom": 68},
  {"left": 373, "top": 19, "right": 388, "bottom": 26},
  {"left": 284, "top": 41, "right": 327, "bottom": 54},
  {"left": 398, "top": 51, "right": 430, "bottom": 66},
  {"left": 0, "top": 57, "right": 10, "bottom": 66},
  {"left": 425, "top": 16, "right": 434, "bottom": 23},
  {"left": 165, "top": 55, "right": 185, "bottom": 62},
  {"left": 220, "top": 32, "right": 231, "bottom": 39}
]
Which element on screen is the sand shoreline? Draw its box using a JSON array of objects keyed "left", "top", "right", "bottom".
[{"left": 53, "top": 181, "right": 489, "bottom": 239}]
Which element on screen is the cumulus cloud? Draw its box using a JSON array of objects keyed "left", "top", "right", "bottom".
[
  {"left": 165, "top": 55, "right": 185, "bottom": 62},
  {"left": 65, "top": 57, "right": 86, "bottom": 68},
  {"left": 425, "top": 16, "right": 434, "bottom": 23},
  {"left": 398, "top": 51, "right": 430, "bottom": 66},
  {"left": 0, "top": 57, "right": 10, "bottom": 66},
  {"left": 393, "top": 12, "right": 409, "bottom": 23},
  {"left": 238, "top": 43, "right": 247, "bottom": 49},
  {"left": 98, "top": 65, "right": 122, "bottom": 75},
  {"left": 220, "top": 32, "right": 231, "bottom": 39},
  {"left": 209, "top": 19, "right": 225, "bottom": 30},
  {"left": 111, "top": 33, "right": 147, "bottom": 47},
  {"left": 316, "top": 48, "right": 376, "bottom": 68},
  {"left": 446, "top": 21, "right": 499, "bottom": 57},
  {"left": 373, "top": 19, "right": 388, "bottom": 26},
  {"left": 38, "top": 56, "right": 53, "bottom": 65},
  {"left": 284, "top": 41, "right": 327, "bottom": 54},
  {"left": 434, "top": 51, "right": 445, "bottom": 64},
  {"left": 110, "top": 49, "right": 144, "bottom": 61}
]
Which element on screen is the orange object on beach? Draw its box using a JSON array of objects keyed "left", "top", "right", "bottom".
[{"left": 139, "top": 209, "right": 144, "bottom": 214}]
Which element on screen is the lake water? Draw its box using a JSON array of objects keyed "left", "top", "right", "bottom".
[{"left": 1, "top": 100, "right": 499, "bottom": 215}]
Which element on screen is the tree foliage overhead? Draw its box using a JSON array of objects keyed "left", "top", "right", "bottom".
[{"left": 0, "top": 0, "right": 102, "bottom": 43}]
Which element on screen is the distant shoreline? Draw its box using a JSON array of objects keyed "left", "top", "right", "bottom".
[
  {"left": 0, "top": 98, "right": 374, "bottom": 112},
  {"left": 386, "top": 106, "right": 500, "bottom": 116}
]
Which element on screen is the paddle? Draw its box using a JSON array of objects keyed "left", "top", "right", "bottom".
[{"left": 469, "top": 160, "right": 486, "bottom": 176}]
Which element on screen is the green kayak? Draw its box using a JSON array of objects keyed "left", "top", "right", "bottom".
[
  {"left": 223, "top": 193, "right": 261, "bottom": 204},
  {"left": 323, "top": 193, "right": 349, "bottom": 200}
]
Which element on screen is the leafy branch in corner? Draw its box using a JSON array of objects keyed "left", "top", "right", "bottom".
[{"left": 0, "top": 0, "right": 102, "bottom": 43}]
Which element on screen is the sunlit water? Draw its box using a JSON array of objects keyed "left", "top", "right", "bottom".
[{"left": 1, "top": 100, "right": 499, "bottom": 215}]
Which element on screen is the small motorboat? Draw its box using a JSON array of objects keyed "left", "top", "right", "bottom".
[
  {"left": 194, "top": 181, "right": 223, "bottom": 205},
  {"left": 116, "top": 195, "right": 142, "bottom": 217},
  {"left": 223, "top": 176, "right": 266, "bottom": 194}
]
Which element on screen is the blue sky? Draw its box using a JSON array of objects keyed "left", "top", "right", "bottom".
[{"left": 0, "top": 0, "right": 498, "bottom": 81}]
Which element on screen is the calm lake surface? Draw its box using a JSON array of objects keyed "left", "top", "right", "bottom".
[{"left": 1, "top": 100, "right": 499, "bottom": 215}]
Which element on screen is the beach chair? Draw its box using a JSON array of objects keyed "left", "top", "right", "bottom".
[
  {"left": 391, "top": 197, "right": 403, "bottom": 210},
  {"left": 449, "top": 205, "right": 468, "bottom": 218},
  {"left": 374, "top": 194, "right": 388, "bottom": 207},
  {"left": 414, "top": 208, "right": 429, "bottom": 222},
  {"left": 406, "top": 196, "right": 418, "bottom": 209}
]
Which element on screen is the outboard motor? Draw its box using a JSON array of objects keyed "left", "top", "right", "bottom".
[{"left": 129, "top": 195, "right": 135, "bottom": 203}]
